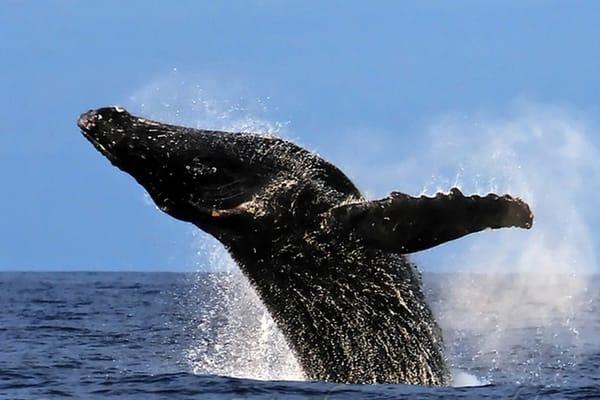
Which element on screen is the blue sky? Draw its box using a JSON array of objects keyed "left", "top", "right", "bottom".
[{"left": 2, "top": 1, "right": 600, "bottom": 271}]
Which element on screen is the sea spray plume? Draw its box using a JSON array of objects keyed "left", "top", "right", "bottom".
[
  {"left": 131, "top": 80, "right": 302, "bottom": 379},
  {"left": 438, "top": 108, "right": 598, "bottom": 385},
  {"left": 184, "top": 238, "right": 303, "bottom": 380},
  {"left": 351, "top": 103, "right": 597, "bottom": 384},
  {"left": 78, "top": 106, "right": 533, "bottom": 385},
  {"left": 129, "top": 76, "right": 286, "bottom": 136}
]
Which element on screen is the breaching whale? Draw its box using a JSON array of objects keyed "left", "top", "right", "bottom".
[{"left": 78, "top": 106, "right": 533, "bottom": 385}]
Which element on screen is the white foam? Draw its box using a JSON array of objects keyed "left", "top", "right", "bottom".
[{"left": 451, "top": 370, "right": 489, "bottom": 387}]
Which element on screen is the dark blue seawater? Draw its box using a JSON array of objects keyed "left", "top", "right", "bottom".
[{"left": 1, "top": 272, "right": 599, "bottom": 399}]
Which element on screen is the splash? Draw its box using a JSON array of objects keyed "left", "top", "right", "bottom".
[
  {"left": 423, "top": 104, "right": 598, "bottom": 385},
  {"left": 451, "top": 369, "right": 489, "bottom": 387},
  {"left": 128, "top": 74, "right": 303, "bottom": 380},
  {"left": 129, "top": 73, "right": 286, "bottom": 135},
  {"left": 184, "top": 234, "right": 303, "bottom": 380},
  {"left": 183, "top": 268, "right": 303, "bottom": 380},
  {"left": 327, "top": 101, "right": 600, "bottom": 384},
  {"left": 340, "top": 102, "right": 599, "bottom": 385}
]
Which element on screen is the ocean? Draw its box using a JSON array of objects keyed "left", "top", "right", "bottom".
[{"left": 1, "top": 271, "right": 598, "bottom": 399}]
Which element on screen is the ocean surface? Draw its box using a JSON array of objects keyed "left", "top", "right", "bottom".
[{"left": 1, "top": 271, "right": 599, "bottom": 399}]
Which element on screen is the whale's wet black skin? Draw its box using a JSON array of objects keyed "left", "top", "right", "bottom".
[{"left": 78, "top": 106, "right": 533, "bottom": 385}]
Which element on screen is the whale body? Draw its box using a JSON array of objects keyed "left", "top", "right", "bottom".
[{"left": 78, "top": 106, "right": 533, "bottom": 385}]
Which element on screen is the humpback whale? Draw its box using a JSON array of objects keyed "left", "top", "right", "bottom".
[{"left": 78, "top": 106, "right": 533, "bottom": 385}]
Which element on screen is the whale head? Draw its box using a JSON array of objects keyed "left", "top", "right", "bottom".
[{"left": 78, "top": 106, "right": 360, "bottom": 245}]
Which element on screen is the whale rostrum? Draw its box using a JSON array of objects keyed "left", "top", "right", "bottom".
[{"left": 78, "top": 106, "right": 533, "bottom": 385}]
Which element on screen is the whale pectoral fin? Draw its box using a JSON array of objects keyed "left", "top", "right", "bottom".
[{"left": 326, "top": 188, "right": 533, "bottom": 254}]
